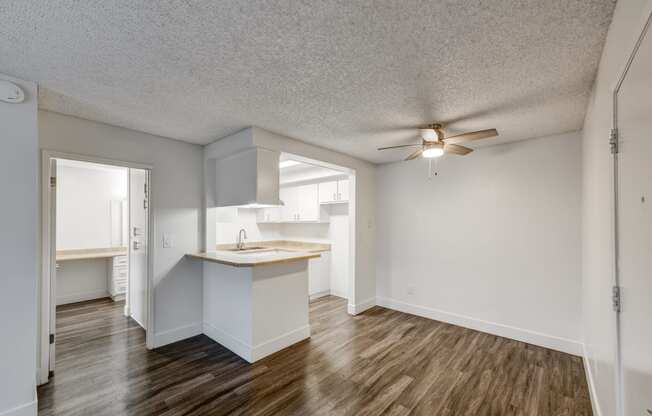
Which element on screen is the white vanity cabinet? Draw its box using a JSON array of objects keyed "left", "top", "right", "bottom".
[{"left": 318, "top": 179, "right": 349, "bottom": 204}]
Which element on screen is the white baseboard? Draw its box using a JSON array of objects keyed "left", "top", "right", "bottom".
[
  {"left": 0, "top": 393, "right": 37, "bottom": 416},
  {"left": 329, "top": 290, "right": 348, "bottom": 299},
  {"left": 111, "top": 293, "right": 125, "bottom": 302},
  {"left": 203, "top": 321, "right": 252, "bottom": 362},
  {"left": 347, "top": 297, "right": 376, "bottom": 315},
  {"left": 582, "top": 344, "right": 602, "bottom": 416},
  {"left": 376, "top": 297, "right": 582, "bottom": 356},
  {"left": 56, "top": 290, "right": 109, "bottom": 305},
  {"left": 203, "top": 322, "right": 311, "bottom": 363},
  {"left": 251, "top": 325, "right": 310, "bottom": 362},
  {"left": 153, "top": 322, "right": 202, "bottom": 348},
  {"left": 309, "top": 290, "right": 331, "bottom": 301}
]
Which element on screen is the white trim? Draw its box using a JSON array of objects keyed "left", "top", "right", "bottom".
[
  {"left": 0, "top": 388, "right": 37, "bottom": 416},
  {"left": 56, "top": 290, "right": 109, "bottom": 305},
  {"left": 347, "top": 296, "right": 376, "bottom": 315},
  {"left": 0, "top": 401, "right": 37, "bottom": 416},
  {"left": 153, "top": 322, "right": 203, "bottom": 348},
  {"left": 202, "top": 322, "right": 311, "bottom": 363},
  {"left": 309, "top": 290, "right": 331, "bottom": 301},
  {"left": 202, "top": 321, "right": 252, "bottom": 361},
  {"left": 251, "top": 325, "right": 311, "bottom": 362},
  {"left": 39, "top": 150, "right": 156, "bottom": 385},
  {"left": 329, "top": 290, "right": 347, "bottom": 299},
  {"left": 376, "top": 297, "right": 582, "bottom": 356},
  {"left": 583, "top": 344, "right": 602, "bottom": 416}
]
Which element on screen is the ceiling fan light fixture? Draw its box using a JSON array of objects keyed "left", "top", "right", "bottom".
[
  {"left": 419, "top": 128, "right": 437, "bottom": 141},
  {"left": 422, "top": 143, "right": 444, "bottom": 158}
]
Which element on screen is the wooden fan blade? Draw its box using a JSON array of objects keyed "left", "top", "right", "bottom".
[
  {"left": 377, "top": 143, "right": 422, "bottom": 151},
  {"left": 443, "top": 128, "right": 498, "bottom": 144},
  {"left": 444, "top": 143, "right": 473, "bottom": 155},
  {"left": 405, "top": 149, "right": 423, "bottom": 160}
]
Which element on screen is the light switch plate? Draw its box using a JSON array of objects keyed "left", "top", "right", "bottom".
[{"left": 163, "top": 233, "right": 173, "bottom": 248}]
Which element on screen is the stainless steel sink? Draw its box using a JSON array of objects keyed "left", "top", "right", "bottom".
[
  {"left": 234, "top": 248, "right": 294, "bottom": 257},
  {"left": 223, "top": 246, "right": 268, "bottom": 252}
]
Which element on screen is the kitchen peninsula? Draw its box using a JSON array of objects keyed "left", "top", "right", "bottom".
[{"left": 187, "top": 246, "right": 320, "bottom": 362}]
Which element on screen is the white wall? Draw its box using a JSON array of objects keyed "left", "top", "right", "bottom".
[
  {"left": 39, "top": 110, "right": 204, "bottom": 349},
  {"left": 56, "top": 162, "right": 128, "bottom": 249},
  {"left": 0, "top": 74, "right": 38, "bottom": 415},
  {"left": 581, "top": 1, "right": 651, "bottom": 414},
  {"left": 56, "top": 259, "right": 109, "bottom": 305},
  {"left": 376, "top": 132, "right": 583, "bottom": 355}
]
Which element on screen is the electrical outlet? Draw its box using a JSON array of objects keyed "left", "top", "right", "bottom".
[
  {"left": 163, "top": 233, "right": 173, "bottom": 248},
  {"left": 407, "top": 284, "right": 415, "bottom": 295}
]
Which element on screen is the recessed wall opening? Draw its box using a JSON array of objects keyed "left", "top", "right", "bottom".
[{"left": 210, "top": 151, "right": 356, "bottom": 305}]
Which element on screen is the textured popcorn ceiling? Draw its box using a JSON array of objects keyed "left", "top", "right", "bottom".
[{"left": 1, "top": 1, "right": 615, "bottom": 163}]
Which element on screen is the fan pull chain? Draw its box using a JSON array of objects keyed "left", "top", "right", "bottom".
[{"left": 428, "top": 158, "right": 439, "bottom": 179}]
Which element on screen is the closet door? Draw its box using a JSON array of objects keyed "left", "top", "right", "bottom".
[{"left": 615, "top": 11, "right": 652, "bottom": 416}]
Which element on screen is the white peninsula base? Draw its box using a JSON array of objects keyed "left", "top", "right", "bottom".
[{"left": 202, "top": 259, "right": 311, "bottom": 362}]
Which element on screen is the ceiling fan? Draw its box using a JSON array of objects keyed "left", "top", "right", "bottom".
[{"left": 377, "top": 123, "right": 498, "bottom": 160}]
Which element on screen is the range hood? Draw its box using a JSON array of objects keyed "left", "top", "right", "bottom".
[{"left": 211, "top": 147, "right": 283, "bottom": 207}]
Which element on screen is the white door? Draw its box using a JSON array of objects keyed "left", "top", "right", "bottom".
[
  {"left": 337, "top": 179, "right": 349, "bottom": 202},
  {"left": 615, "top": 14, "right": 652, "bottom": 416},
  {"left": 129, "top": 168, "right": 148, "bottom": 329},
  {"left": 298, "top": 183, "right": 319, "bottom": 221},
  {"left": 318, "top": 181, "right": 337, "bottom": 204}
]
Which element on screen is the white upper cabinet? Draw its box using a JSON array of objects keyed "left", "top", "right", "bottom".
[
  {"left": 338, "top": 179, "right": 349, "bottom": 202},
  {"left": 269, "top": 183, "right": 322, "bottom": 222},
  {"left": 318, "top": 179, "right": 349, "bottom": 204},
  {"left": 318, "top": 181, "right": 338, "bottom": 204},
  {"left": 259, "top": 178, "right": 348, "bottom": 223},
  {"left": 280, "top": 186, "right": 299, "bottom": 222},
  {"left": 297, "top": 183, "right": 319, "bottom": 221}
]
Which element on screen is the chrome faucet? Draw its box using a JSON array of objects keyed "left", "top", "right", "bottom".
[{"left": 236, "top": 228, "right": 247, "bottom": 250}]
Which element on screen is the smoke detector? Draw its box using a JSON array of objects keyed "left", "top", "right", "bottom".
[{"left": 0, "top": 80, "right": 25, "bottom": 103}]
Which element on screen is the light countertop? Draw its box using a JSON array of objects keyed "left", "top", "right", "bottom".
[
  {"left": 56, "top": 247, "right": 127, "bottom": 261},
  {"left": 215, "top": 240, "right": 330, "bottom": 253},
  {"left": 187, "top": 245, "right": 321, "bottom": 267}
]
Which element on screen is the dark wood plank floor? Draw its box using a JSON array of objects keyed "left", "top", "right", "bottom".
[{"left": 38, "top": 296, "right": 593, "bottom": 416}]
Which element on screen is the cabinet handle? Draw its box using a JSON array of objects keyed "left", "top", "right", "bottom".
[{"left": 333, "top": 192, "right": 336, "bottom": 201}]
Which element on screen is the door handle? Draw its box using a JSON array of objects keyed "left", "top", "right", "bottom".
[{"left": 133, "top": 240, "right": 142, "bottom": 250}]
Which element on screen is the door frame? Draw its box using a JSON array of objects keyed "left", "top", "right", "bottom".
[
  {"left": 39, "top": 149, "right": 155, "bottom": 385},
  {"left": 610, "top": 2, "right": 652, "bottom": 413}
]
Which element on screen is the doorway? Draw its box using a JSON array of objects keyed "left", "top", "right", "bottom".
[
  {"left": 39, "top": 152, "right": 153, "bottom": 385},
  {"left": 612, "top": 5, "right": 652, "bottom": 415}
]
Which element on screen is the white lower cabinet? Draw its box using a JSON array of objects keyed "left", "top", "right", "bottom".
[{"left": 308, "top": 252, "right": 331, "bottom": 298}]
